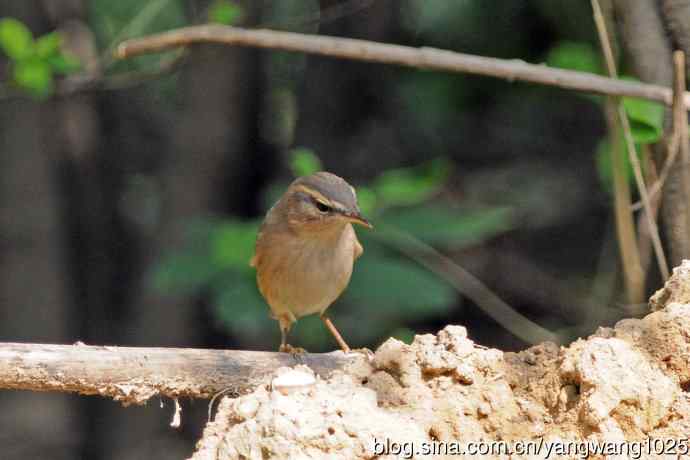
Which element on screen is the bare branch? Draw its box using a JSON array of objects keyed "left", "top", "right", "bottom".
[
  {"left": 593, "top": 0, "right": 644, "bottom": 304},
  {"left": 116, "top": 25, "right": 690, "bottom": 108},
  {"left": 0, "top": 342, "right": 360, "bottom": 405},
  {"left": 375, "top": 225, "right": 562, "bottom": 345},
  {"left": 673, "top": 51, "right": 690, "bottom": 200},
  {"left": 592, "top": 0, "right": 670, "bottom": 281},
  {"left": 664, "top": 49, "right": 690, "bottom": 266}
]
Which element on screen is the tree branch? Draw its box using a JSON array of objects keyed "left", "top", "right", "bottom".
[
  {"left": 665, "top": 49, "right": 690, "bottom": 266},
  {"left": 592, "top": 0, "right": 670, "bottom": 281},
  {"left": 592, "top": 0, "right": 644, "bottom": 303},
  {"left": 116, "top": 25, "right": 690, "bottom": 108},
  {"left": 0, "top": 342, "right": 359, "bottom": 405}
]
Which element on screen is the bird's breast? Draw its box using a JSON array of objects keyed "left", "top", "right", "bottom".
[{"left": 256, "top": 225, "right": 357, "bottom": 318}]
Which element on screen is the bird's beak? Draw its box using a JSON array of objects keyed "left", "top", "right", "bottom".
[{"left": 345, "top": 212, "right": 373, "bottom": 229}]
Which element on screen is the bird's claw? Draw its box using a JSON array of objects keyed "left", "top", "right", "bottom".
[
  {"left": 279, "top": 344, "right": 307, "bottom": 354},
  {"left": 279, "top": 344, "right": 308, "bottom": 364}
]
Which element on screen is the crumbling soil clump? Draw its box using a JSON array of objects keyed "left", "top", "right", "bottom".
[{"left": 192, "top": 266, "right": 690, "bottom": 459}]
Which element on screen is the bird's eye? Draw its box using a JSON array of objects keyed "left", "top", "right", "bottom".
[{"left": 315, "top": 201, "right": 331, "bottom": 213}]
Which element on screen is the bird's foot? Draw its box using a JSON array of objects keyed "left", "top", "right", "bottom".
[
  {"left": 279, "top": 344, "right": 308, "bottom": 365},
  {"left": 279, "top": 344, "right": 307, "bottom": 354}
]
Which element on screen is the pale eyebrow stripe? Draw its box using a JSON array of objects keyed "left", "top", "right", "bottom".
[
  {"left": 293, "top": 185, "right": 346, "bottom": 210},
  {"left": 293, "top": 185, "right": 330, "bottom": 204}
]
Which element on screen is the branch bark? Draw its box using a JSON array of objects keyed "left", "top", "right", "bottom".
[
  {"left": 666, "top": 50, "right": 690, "bottom": 266},
  {"left": 0, "top": 343, "right": 360, "bottom": 405},
  {"left": 592, "top": 0, "right": 646, "bottom": 301},
  {"left": 613, "top": 0, "right": 690, "bottom": 268},
  {"left": 116, "top": 25, "right": 690, "bottom": 108}
]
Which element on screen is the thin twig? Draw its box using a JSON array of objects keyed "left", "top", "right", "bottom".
[
  {"left": 636, "top": 145, "right": 662, "bottom": 278},
  {"left": 375, "top": 225, "right": 561, "bottom": 345},
  {"left": 630, "top": 132, "right": 680, "bottom": 211},
  {"left": 116, "top": 25, "right": 690, "bottom": 108},
  {"left": 605, "top": 101, "right": 645, "bottom": 303},
  {"left": 592, "top": 0, "right": 670, "bottom": 280},
  {"left": 100, "top": 50, "right": 187, "bottom": 91},
  {"left": 673, "top": 51, "right": 690, "bottom": 216},
  {"left": 618, "top": 104, "right": 669, "bottom": 280},
  {"left": 592, "top": 0, "right": 644, "bottom": 303},
  {"left": 665, "top": 50, "right": 690, "bottom": 267},
  {"left": 100, "top": 0, "right": 175, "bottom": 68}
]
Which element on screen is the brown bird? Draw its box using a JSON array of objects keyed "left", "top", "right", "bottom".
[{"left": 251, "top": 172, "right": 372, "bottom": 353}]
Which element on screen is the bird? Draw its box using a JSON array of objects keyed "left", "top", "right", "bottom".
[{"left": 250, "top": 171, "right": 372, "bottom": 353}]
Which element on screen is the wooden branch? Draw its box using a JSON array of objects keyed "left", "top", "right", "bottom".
[
  {"left": 666, "top": 50, "right": 690, "bottom": 266},
  {"left": 591, "top": 0, "right": 645, "bottom": 303},
  {"left": 592, "top": 0, "right": 670, "bottom": 281},
  {"left": 116, "top": 25, "right": 690, "bottom": 108},
  {"left": 0, "top": 342, "right": 359, "bottom": 405}
]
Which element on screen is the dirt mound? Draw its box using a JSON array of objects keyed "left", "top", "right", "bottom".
[{"left": 192, "top": 267, "right": 690, "bottom": 459}]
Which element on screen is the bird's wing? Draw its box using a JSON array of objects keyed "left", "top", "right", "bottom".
[
  {"left": 354, "top": 236, "right": 363, "bottom": 260},
  {"left": 250, "top": 225, "right": 266, "bottom": 268}
]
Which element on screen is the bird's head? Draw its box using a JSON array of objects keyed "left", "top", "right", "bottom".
[{"left": 283, "top": 171, "right": 372, "bottom": 235}]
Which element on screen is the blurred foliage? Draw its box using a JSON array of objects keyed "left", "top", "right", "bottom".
[
  {"left": 154, "top": 151, "right": 513, "bottom": 350},
  {"left": 402, "top": 1, "right": 537, "bottom": 58},
  {"left": 88, "top": 0, "right": 186, "bottom": 83},
  {"left": 546, "top": 41, "right": 601, "bottom": 74},
  {"left": 372, "top": 158, "right": 452, "bottom": 208},
  {"left": 621, "top": 95, "right": 664, "bottom": 144},
  {"left": 379, "top": 205, "right": 512, "bottom": 249},
  {"left": 0, "top": 18, "right": 80, "bottom": 97},
  {"left": 594, "top": 94, "right": 662, "bottom": 192},
  {"left": 592, "top": 95, "right": 662, "bottom": 192},
  {"left": 148, "top": 22, "right": 668, "bottom": 350},
  {"left": 1, "top": 0, "right": 666, "bottom": 349},
  {"left": 89, "top": 0, "right": 185, "bottom": 51},
  {"left": 545, "top": 40, "right": 664, "bottom": 193},
  {"left": 595, "top": 136, "right": 644, "bottom": 194},
  {"left": 208, "top": 0, "right": 244, "bottom": 25},
  {"left": 289, "top": 146, "right": 322, "bottom": 176}
]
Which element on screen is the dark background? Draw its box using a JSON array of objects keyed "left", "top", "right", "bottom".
[{"left": 0, "top": 1, "right": 683, "bottom": 458}]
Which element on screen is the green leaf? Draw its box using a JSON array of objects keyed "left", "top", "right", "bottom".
[
  {"left": 595, "top": 136, "right": 646, "bottom": 194},
  {"left": 35, "top": 32, "right": 61, "bottom": 58},
  {"left": 46, "top": 53, "right": 81, "bottom": 74},
  {"left": 13, "top": 58, "right": 53, "bottom": 98},
  {"left": 289, "top": 147, "right": 322, "bottom": 176},
  {"left": 380, "top": 205, "right": 513, "bottom": 247},
  {"left": 210, "top": 220, "right": 259, "bottom": 270},
  {"left": 344, "top": 256, "right": 455, "bottom": 318},
  {"left": 622, "top": 96, "right": 663, "bottom": 144},
  {"left": 372, "top": 157, "right": 451, "bottom": 208},
  {"left": 545, "top": 41, "right": 601, "bottom": 74},
  {"left": 0, "top": 18, "right": 34, "bottom": 60},
  {"left": 209, "top": 0, "right": 244, "bottom": 25}
]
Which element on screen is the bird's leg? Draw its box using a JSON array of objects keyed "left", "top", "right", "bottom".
[
  {"left": 278, "top": 315, "right": 292, "bottom": 352},
  {"left": 278, "top": 314, "right": 305, "bottom": 355},
  {"left": 320, "top": 314, "right": 351, "bottom": 353},
  {"left": 279, "top": 328, "right": 289, "bottom": 352}
]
